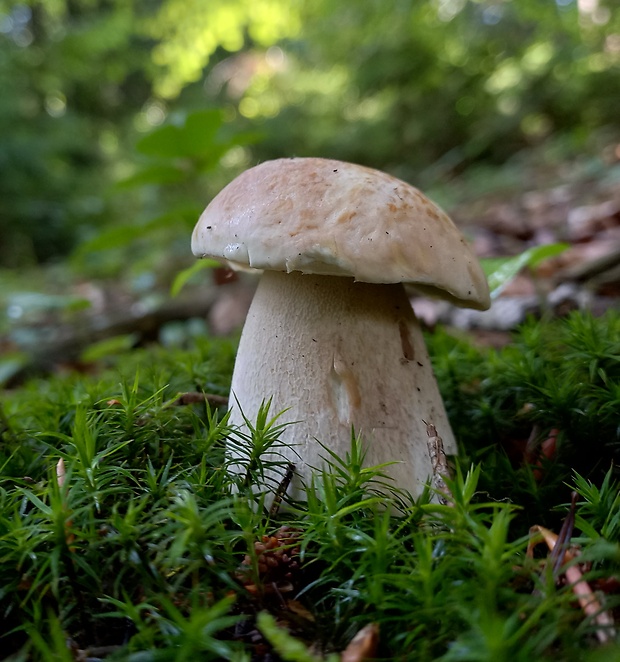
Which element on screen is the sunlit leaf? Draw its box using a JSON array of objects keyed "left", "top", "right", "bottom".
[
  {"left": 481, "top": 243, "right": 569, "bottom": 299},
  {"left": 148, "top": 0, "right": 302, "bottom": 98}
]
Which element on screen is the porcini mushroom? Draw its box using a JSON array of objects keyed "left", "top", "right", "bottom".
[{"left": 192, "top": 158, "right": 490, "bottom": 499}]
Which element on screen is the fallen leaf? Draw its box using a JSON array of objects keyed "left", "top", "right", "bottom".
[{"left": 341, "top": 623, "right": 380, "bottom": 662}]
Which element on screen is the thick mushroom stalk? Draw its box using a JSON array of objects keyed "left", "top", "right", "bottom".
[{"left": 228, "top": 270, "right": 456, "bottom": 498}]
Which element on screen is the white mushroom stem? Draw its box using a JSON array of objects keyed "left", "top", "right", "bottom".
[{"left": 228, "top": 270, "right": 457, "bottom": 499}]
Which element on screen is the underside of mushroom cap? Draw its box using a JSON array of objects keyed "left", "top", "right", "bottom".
[{"left": 192, "top": 157, "right": 490, "bottom": 310}]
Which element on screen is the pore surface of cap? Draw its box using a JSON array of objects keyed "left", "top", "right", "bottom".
[{"left": 192, "top": 157, "right": 490, "bottom": 309}]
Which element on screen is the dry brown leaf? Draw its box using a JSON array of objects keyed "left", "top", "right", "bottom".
[
  {"left": 340, "top": 623, "right": 380, "bottom": 662},
  {"left": 285, "top": 599, "right": 315, "bottom": 623}
]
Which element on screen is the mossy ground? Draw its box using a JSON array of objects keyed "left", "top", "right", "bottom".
[{"left": 1, "top": 311, "right": 619, "bottom": 660}]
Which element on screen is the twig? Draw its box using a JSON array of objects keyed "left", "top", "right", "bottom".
[
  {"left": 528, "top": 513, "right": 616, "bottom": 644},
  {"left": 171, "top": 392, "right": 229, "bottom": 408},
  {"left": 269, "top": 463, "right": 296, "bottom": 518},
  {"left": 424, "top": 420, "right": 451, "bottom": 505},
  {"left": 8, "top": 292, "right": 217, "bottom": 384},
  {"left": 550, "top": 491, "right": 578, "bottom": 576}
]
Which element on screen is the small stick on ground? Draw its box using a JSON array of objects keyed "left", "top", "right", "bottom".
[{"left": 424, "top": 420, "right": 451, "bottom": 505}]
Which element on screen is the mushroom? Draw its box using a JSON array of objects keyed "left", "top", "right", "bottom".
[{"left": 192, "top": 158, "right": 490, "bottom": 499}]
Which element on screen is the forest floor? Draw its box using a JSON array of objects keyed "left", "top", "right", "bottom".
[{"left": 1, "top": 134, "right": 620, "bottom": 383}]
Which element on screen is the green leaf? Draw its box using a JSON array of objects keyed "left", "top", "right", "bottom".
[
  {"left": 136, "top": 109, "right": 224, "bottom": 159},
  {"left": 257, "top": 612, "right": 339, "bottom": 662},
  {"left": 136, "top": 124, "right": 186, "bottom": 158},
  {"left": 76, "top": 226, "right": 145, "bottom": 253},
  {"left": 184, "top": 109, "right": 225, "bottom": 154},
  {"left": 144, "top": 205, "right": 204, "bottom": 231},
  {"left": 17, "top": 488, "right": 53, "bottom": 516},
  {"left": 171, "top": 259, "right": 220, "bottom": 297},
  {"left": 74, "top": 206, "right": 202, "bottom": 257},
  {"left": 481, "top": 243, "right": 569, "bottom": 299},
  {"left": 117, "top": 164, "right": 186, "bottom": 188},
  {"left": 81, "top": 334, "right": 138, "bottom": 362}
]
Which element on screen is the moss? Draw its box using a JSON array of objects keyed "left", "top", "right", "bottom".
[{"left": 1, "top": 311, "right": 619, "bottom": 659}]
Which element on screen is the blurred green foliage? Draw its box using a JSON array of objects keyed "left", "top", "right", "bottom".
[
  {"left": 71, "top": 107, "right": 258, "bottom": 281},
  {"left": 1, "top": 0, "right": 619, "bottom": 270},
  {"left": 248, "top": 0, "right": 620, "bottom": 183},
  {"left": 0, "top": 1, "right": 152, "bottom": 266}
]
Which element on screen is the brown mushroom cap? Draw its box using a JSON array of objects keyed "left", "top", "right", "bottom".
[{"left": 192, "top": 157, "right": 490, "bottom": 310}]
